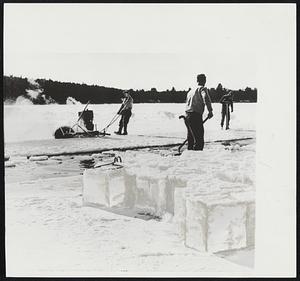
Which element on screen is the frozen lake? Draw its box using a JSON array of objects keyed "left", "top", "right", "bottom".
[
  {"left": 4, "top": 103, "right": 256, "bottom": 143},
  {"left": 4, "top": 103, "right": 256, "bottom": 157},
  {"left": 5, "top": 103, "right": 256, "bottom": 275}
]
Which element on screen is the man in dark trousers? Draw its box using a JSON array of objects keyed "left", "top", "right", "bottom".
[
  {"left": 219, "top": 91, "right": 233, "bottom": 130},
  {"left": 185, "top": 74, "right": 213, "bottom": 150},
  {"left": 115, "top": 91, "right": 133, "bottom": 135}
]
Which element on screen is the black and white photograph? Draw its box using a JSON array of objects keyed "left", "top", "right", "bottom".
[{"left": 3, "top": 3, "right": 296, "bottom": 277}]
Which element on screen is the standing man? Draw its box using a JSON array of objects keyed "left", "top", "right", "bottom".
[
  {"left": 219, "top": 91, "right": 233, "bottom": 130},
  {"left": 115, "top": 91, "right": 133, "bottom": 135},
  {"left": 185, "top": 74, "right": 213, "bottom": 151}
]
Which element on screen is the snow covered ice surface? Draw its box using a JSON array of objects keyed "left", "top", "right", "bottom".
[{"left": 4, "top": 103, "right": 256, "bottom": 276}]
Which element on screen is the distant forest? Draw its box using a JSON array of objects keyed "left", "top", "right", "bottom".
[{"left": 3, "top": 75, "right": 257, "bottom": 104}]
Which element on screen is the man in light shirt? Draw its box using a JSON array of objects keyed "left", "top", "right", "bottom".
[
  {"left": 115, "top": 91, "right": 133, "bottom": 135},
  {"left": 185, "top": 74, "right": 213, "bottom": 150}
]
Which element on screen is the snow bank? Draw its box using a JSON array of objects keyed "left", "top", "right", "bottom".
[{"left": 83, "top": 143, "right": 255, "bottom": 253}]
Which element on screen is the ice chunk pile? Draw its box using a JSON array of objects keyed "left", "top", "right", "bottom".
[{"left": 83, "top": 145, "right": 255, "bottom": 253}]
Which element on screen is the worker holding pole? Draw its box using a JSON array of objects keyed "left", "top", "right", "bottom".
[{"left": 185, "top": 74, "right": 213, "bottom": 151}]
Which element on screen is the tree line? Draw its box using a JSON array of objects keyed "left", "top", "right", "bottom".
[{"left": 3, "top": 75, "right": 257, "bottom": 104}]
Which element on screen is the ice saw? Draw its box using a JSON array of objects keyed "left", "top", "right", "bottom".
[{"left": 54, "top": 101, "right": 112, "bottom": 139}]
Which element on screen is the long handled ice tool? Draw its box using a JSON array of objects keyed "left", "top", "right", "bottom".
[
  {"left": 98, "top": 109, "right": 122, "bottom": 135},
  {"left": 177, "top": 115, "right": 210, "bottom": 155}
]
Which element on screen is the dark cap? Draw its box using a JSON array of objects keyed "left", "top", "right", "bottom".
[{"left": 197, "top": 74, "right": 206, "bottom": 85}]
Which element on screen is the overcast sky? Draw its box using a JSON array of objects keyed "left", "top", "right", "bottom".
[{"left": 3, "top": 4, "right": 294, "bottom": 91}]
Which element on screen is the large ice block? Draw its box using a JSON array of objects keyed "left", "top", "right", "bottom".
[
  {"left": 173, "top": 187, "right": 187, "bottom": 241},
  {"left": 135, "top": 176, "right": 152, "bottom": 211},
  {"left": 150, "top": 176, "right": 168, "bottom": 216},
  {"left": 246, "top": 202, "right": 255, "bottom": 247},
  {"left": 134, "top": 173, "right": 168, "bottom": 216},
  {"left": 185, "top": 197, "right": 208, "bottom": 251},
  {"left": 123, "top": 169, "right": 137, "bottom": 208},
  {"left": 165, "top": 178, "right": 175, "bottom": 214},
  {"left": 83, "top": 166, "right": 125, "bottom": 208},
  {"left": 207, "top": 203, "right": 247, "bottom": 252},
  {"left": 185, "top": 196, "right": 247, "bottom": 253}
]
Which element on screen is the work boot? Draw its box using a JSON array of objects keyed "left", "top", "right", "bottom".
[
  {"left": 114, "top": 130, "right": 122, "bottom": 135},
  {"left": 193, "top": 145, "right": 203, "bottom": 151},
  {"left": 122, "top": 131, "right": 128, "bottom": 135}
]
